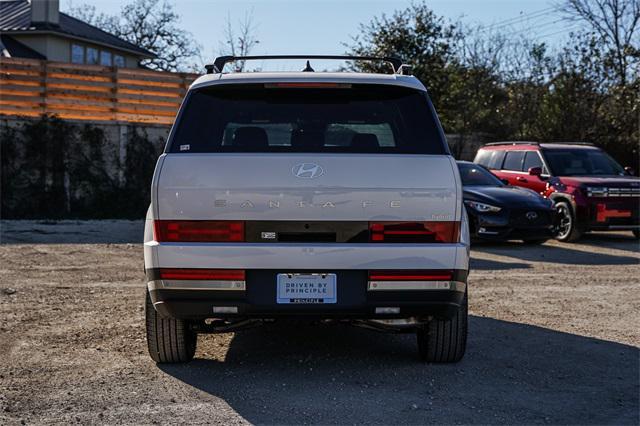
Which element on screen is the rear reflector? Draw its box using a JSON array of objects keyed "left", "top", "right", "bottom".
[
  {"left": 154, "top": 220, "right": 244, "bottom": 242},
  {"left": 159, "top": 268, "right": 246, "bottom": 281},
  {"left": 369, "top": 221, "right": 459, "bottom": 243},
  {"left": 368, "top": 270, "right": 453, "bottom": 281}
]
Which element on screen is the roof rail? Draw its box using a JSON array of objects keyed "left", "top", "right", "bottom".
[
  {"left": 484, "top": 141, "right": 540, "bottom": 146},
  {"left": 205, "top": 55, "right": 409, "bottom": 75},
  {"left": 544, "top": 141, "right": 595, "bottom": 146}
]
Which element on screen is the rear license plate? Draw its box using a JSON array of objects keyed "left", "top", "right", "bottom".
[{"left": 276, "top": 273, "right": 337, "bottom": 304}]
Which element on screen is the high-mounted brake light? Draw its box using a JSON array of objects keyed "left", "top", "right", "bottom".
[
  {"left": 263, "top": 83, "right": 352, "bottom": 89},
  {"left": 369, "top": 221, "right": 460, "bottom": 243},
  {"left": 154, "top": 220, "right": 244, "bottom": 242},
  {"left": 159, "top": 268, "right": 246, "bottom": 281}
]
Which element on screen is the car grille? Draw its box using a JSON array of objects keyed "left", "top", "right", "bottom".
[
  {"left": 587, "top": 187, "right": 640, "bottom": 197},
  {"left": 510, "top": 209, "right": 551, "bottom": 227}
]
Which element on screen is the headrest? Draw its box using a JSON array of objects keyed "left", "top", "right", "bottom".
[
  {"left": 351, "top": 133, "right": 380, "bottom": 150},
  {"left": 233, "top": 127, "right": 269, "bottom": 149}
]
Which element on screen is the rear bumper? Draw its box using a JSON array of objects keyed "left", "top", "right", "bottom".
[{"left": 147, "top": 269, "right": 468, "bottom": 320}]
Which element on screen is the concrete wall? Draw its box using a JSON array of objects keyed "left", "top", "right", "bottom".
[{"left": 1, "top": 115, "right": 170, "bottom": 183}]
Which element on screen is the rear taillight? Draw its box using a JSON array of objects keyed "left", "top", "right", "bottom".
[
  {"left": 368, "top": 270, "right": 453, "bottom": 281},
  {"left": 154, "top": 220, "right": 244, "bottom": 242},
  {"left": 369, "top": 221, "right": 459, "bottom": 243},
  {"left": 159, "top": 268, "right": 246, "bottom": 281}
]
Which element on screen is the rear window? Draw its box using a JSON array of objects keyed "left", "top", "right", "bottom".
[
  {"left": 168, "top": 84, "right": 447, "bottom": 154},
  {"left": 475, "top": 149, "right": 505, "bottom": 169}
]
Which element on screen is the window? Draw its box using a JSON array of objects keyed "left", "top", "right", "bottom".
[
  {"left": 503, "top": 151, "right": 525, "bottom": 171},
  {"left": 458, "top": 163, "right": 504, "bottom": 186},
  {"left": 523, "top": 151, "right": 544, "bottom": 172},
  {"left": 86, "top": 47, "right": 98, "bottom": 65},
  {"left": 71, "top": 44, "right": 84, "bottom": 64},
  {"left": 114, "top": 55, "right": 125, "bottom": 67},
  {"left": 474, "top": 150, "right": 491, "bottom": 167},
  {"left": 488, "top": 151, "right": 506, "bottom": 169},
  {"left": 100, "top": 51, "right": 112, "bottom": 66},
  {"left": 543, "top": 149, "right": 625, "bottom": 176},
  {"left": 169, "top": 84, "right": 448, "bottom": 154},
  {"left": 475, "top": 150, "right": 506, "bottom": 169}
]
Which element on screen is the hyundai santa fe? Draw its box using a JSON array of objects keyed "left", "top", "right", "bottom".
[{"left": 144, "top": 55, "right": 470, "bottom": 363}]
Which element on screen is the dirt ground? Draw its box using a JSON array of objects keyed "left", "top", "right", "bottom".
[{"left": 0, "top": 222, "right": 638, "bottom": 425}]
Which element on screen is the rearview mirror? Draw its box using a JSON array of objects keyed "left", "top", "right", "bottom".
[
  {"left": 624, "top": 166, "right": 636, "bottom": 176},
  {"left": 528, "top": 167, "right": 542, "bottom": 177}
]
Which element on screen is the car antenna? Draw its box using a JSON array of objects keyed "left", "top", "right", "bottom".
[{"left": 302, "top": 60, "right": 315, "bottom": 72}]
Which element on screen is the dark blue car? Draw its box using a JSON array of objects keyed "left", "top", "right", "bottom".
[{"left": 457, "top": 161, "right": 557, "bottom": 243}]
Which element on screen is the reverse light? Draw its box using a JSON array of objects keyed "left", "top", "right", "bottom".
[
  {"left": 464, "top": 200, "right": 501, "bottom": 213},
  {"left": 154, "top": 220, "right": 244, "bottom": 242},
  {"left": 369, "top": 221, "right": 460, "bottom": 243}
]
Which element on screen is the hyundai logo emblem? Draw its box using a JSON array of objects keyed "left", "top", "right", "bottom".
[
  {"left": 292, "top": 163, "right": 324, "bottom": 179},
  {"left": 526, "top": 211, "right": 538, "bottom": 220}
]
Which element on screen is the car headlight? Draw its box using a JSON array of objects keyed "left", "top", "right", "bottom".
[{"left": 464, "top": 200, "right": 502, "bottom": 212}]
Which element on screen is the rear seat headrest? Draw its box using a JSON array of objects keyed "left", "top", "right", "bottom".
[
  {"left": 351, "top": 133, "right": 380, "bottom": 150},
  {"left": 233, "top": 127, "right": 269, "bottom": 149}
]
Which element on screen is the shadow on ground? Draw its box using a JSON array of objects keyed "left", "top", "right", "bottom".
[
  {"left": 0, "top": 220, "right": 144, "bottom": 244},
  {"left": 472, "top": 236, "right": 639, "bottom": 266},
  {"left": 160, "top": 317, "right": 639, "bottom": 425}
]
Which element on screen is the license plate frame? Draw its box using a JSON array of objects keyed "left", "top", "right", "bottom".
[{"left": 276, "top": 273, "right": 337, "bottom": 304}]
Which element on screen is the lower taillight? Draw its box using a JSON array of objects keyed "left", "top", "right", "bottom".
[
  {"left": 369, "top": 221, "right": 460, "bottom": 243},
  {"left": 154, "top": 220, "right": 244, "bottom": 242},
  {"left": 159, "top": 268, "right": 246, "bottom": 281},
  {"left": 368, "top": 270, "right": 453, "bottom": 281}
]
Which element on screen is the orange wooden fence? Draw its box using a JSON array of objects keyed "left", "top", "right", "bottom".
[{"left": 0, "top": 58, "right": 199, "bottom": 125}]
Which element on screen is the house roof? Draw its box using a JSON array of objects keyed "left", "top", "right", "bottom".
[
  {"left": 0, "top": 0, "right": 155, "bottom": 58},
  {"left": 0, "top": 34, "right": 46, "bottom": 58}
]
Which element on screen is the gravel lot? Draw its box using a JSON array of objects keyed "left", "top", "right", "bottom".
[{"left": 0, "top": 221, "right": 638, "bottom": 425}]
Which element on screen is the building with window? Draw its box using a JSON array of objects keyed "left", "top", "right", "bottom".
[{"left": 0, "top": 0, "right": 154, "bottom": 67}]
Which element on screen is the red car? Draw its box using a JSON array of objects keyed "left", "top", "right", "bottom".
[{"left": 474, "top": 142, "right": 640, "bottom": 242}]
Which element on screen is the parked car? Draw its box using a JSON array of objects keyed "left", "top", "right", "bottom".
[
  {"left": 143, "top": 55, "right": 470, "bottom": 364},
  {"left": 474, "top": 142, "right": 640, "bottom": 242},
  {"left": 457, "top": 161, "right": 556, "bottom": 243}
]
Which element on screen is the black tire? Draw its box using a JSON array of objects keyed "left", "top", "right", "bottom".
[
  {"left": 417, "top": 292, "right": 467, "bottom": 363},
  {"left": 555, "top": 201, "right": 582, "bottom": 242},
  {"left": 145, "top": 291, "right": 197, "bottom": 363}
]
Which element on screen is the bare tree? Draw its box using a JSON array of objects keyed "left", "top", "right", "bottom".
[
  {"left": 219, "top": 11, "right": 260, "bottom": 72},
  {"left": 558, "top": 0, "right": 640, "bottom": 86},
  {"left": 66, "top": 0, "right": 201, "bottom": 72}
]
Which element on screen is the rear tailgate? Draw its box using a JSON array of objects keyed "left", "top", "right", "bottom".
[{"left": 154, "top": 153, "right": 461, "bottom": 222}]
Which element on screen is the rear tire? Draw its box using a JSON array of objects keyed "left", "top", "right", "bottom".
[
  {"left": 145, "top": 292, "right": 197, "bottom": 363},
  {"left": 417, "top": 292, "right": 467, "bottom": 363},
  {"left": 555, "top": 201, "right": 582, "bottom": 242}
]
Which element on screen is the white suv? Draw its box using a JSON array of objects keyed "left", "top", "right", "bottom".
[{"left": 143, "top": 55, "right": 470, "bottom": 363}]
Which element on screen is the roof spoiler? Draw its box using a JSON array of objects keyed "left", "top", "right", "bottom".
[{"left": 205, "top": 55, "right": 410, "bottom": 75}]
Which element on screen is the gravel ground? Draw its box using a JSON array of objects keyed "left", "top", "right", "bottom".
[{"left": 0, "top": 222, "right": 638, "bottom": 425}]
